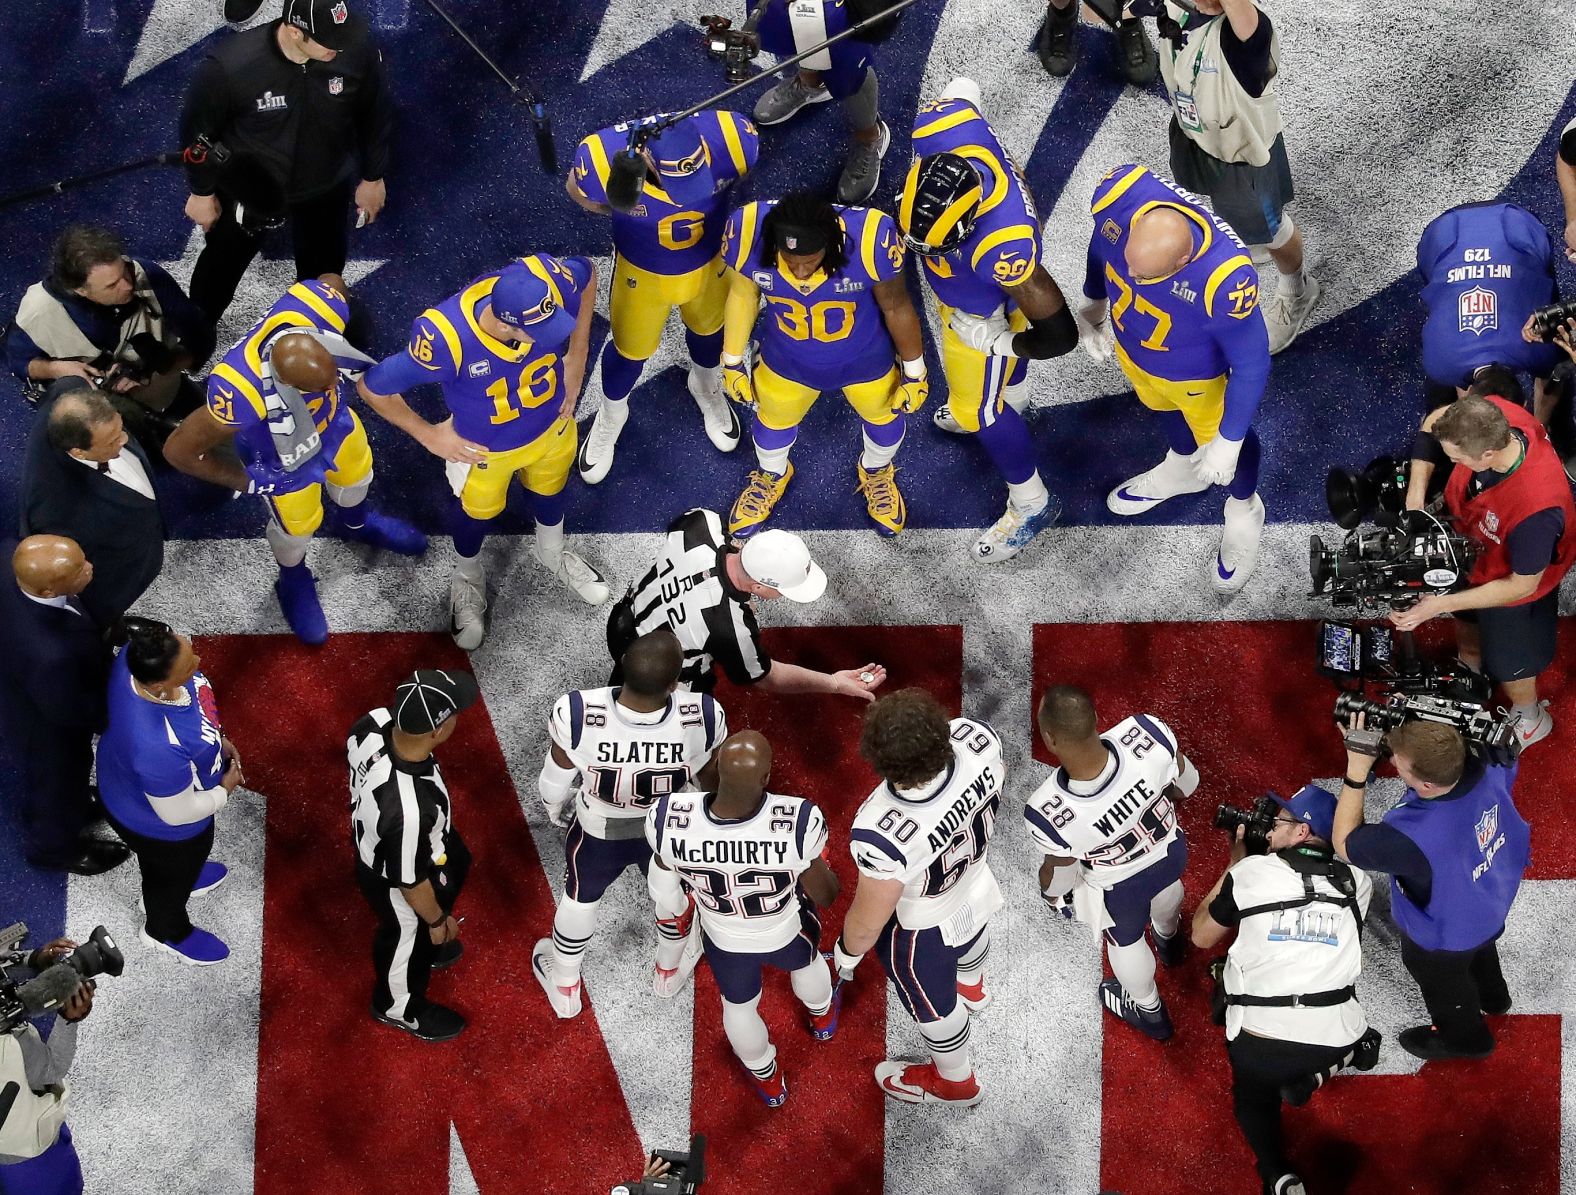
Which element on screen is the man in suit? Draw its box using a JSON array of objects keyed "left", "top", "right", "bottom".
[
  {"left": 0, "top": 536, "right": 130, "bottom": 874},
  {"left": 20, "top": 386, "right": 164, "bottom": 625}
]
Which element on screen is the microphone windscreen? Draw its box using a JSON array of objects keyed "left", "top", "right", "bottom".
[
  {"left": 607, "top": 147, "right": 647, "bottom": 214},
  {"left": 17, "top": 964, "right": 84, "bottom": 1016}
]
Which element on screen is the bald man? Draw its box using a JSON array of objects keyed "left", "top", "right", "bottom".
[
  {"left": 165, "top": 277, "right": 424, "bottom": 644},
  {"left": 646, "top": 731, "right": 840, "bottom": 1108},
  {"left": 0, "top": 536, "right": 130, "bottom": 874},
  {"left": 1082, "top": 164, "right": 1272, "bottom": 593}
]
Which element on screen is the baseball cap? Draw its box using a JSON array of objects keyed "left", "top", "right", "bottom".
[
  {"left": 648, "top": 122, "right": 716, "bottom": 206},
  {"left": 282, "top": 0, "right": 363, "bottom": 51},
  {"left": 393, "top": 669, "right": 480, "bottom": 734},
  {"left": 1268, "top": 785, "right": 1338, "bottom": 841},
  {"left": 488, "top": 262, "right": 576, "bottom": 352},
  {"left": 739, "top": 529, "right": 826, "bottom": 603}
]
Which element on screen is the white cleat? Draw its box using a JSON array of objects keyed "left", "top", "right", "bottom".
[
  {"left": 933, "top": 405, "right": 966, "bottom": 434},
  {"left": 1001, "top": 379, "right": 1029, "bottom": 414},
  {"left": 532, "top": 938, "right": 584, "bottom": 1019},
  {"left": 1265, "top": 275, "right": 1322, "bottom": 355},
  {"left": 1107, "top": 450, "right": 1210, "bottom": 516},
  {"left": 652, "top": 929, "right": 705, "bottom": 998},
  {"left": 449, "top": 571, "right": 487, "bottom": 650},
  {"left": 971, "top": 496, "right": 1062, "bottom": 563},
  {"left": 577, "top": 403, "right": 628, "bottom": 485},
  {"left": 939, "top": 76, "right": 984, "bottom": 109},
  {"left": 1213, "top": 494, "right": 1266, "bottom": 594},
  {"left": 541, "top": 548, "right": 610, "bottom": 606},
  {"left": 688, "top": 365, "right": 741, "bottom": 452}
]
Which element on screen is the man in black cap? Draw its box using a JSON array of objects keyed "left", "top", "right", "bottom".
[
  {"left": 347, "top": 668, "right": 479, "bottom": 1042},
  {"left": 180, "top": 0, "right": 394, "bottom": 324}
]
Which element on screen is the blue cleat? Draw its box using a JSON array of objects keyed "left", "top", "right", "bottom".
[
  {"left": 971, "top": 496, "right": 1062, "bottom": 563},
  {"left": 1099, "top": 978, "right": 1173, "bottom": 1041},
  {"left": 338, "top": 508, "right": 428, "bottom": 556},
  {"left": 275, "top": 564, "right": 329, "bottom": 645}
]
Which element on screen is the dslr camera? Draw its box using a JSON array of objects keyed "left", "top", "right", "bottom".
[
  {"left": 1528, "top": 298, "right": 1576, "bottom": 343},
  {"left": 1212, "top": 795, "right": 1282, "bottom": 855},
  {"left": 0, "top": 921, "right": 124, "bottom": 1033},
  {"left": 97, "top": 331, "right": 177, "bottom": 391},
  {"left": 613, "top": 1136, "right": 706, "bottom": 1195},
  {"left": 699, "top": 9, "right": 763, "bottom": 83}
]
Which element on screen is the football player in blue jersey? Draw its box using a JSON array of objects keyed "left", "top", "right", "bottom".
[
  {"left": 1081, "top": 163, "right": 1271, "bottom": 592},
  {"left": 719, "top": 191, "right": 928, "bottom": 538},
  {"left": 163, "top": 276, "right": 425, "bottom": 644},
  {"left": 897, "top": 79, "right": 1080, "bottom": 563},
  {"left": 358, "top": 255, "right": 609, "bottom": 650},
  {"left": 567, "top": 113, "right": 758, "bottom": 483}
]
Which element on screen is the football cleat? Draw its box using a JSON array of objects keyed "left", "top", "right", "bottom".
[
  {"left": 933, "top": 404, "right": 966, "bottom": 434},
  {"left": 1099, "top": 978, "right": 1173, "bottom": 1041},
  {"left": 970, "top": 496, "right": 1061, "bottom": 563},
  {"left": 1106, "top": 451, "right": 1209, "bottom": 516},
  {"left": 875, "top": 1060, "right": 983, "bottom": 1106},
  {"left": 957, "top": 976, "right": 992, "bottom": 1015},
  {"left": 542, "top": 548, "right": 611, "bottom": 606},
  {"left": 532, "top": 938, "right": 584, "bottom": 1019},
  {"left": 1264, "top": 275, "right": 1322, "bottom": 355},
  {"left": 753, "top": 74, "right": 831, "bottom": 126},
  {"left": 1213, "top": 494, "right": 1266, "bottom": 595},
  {"left": 808, "top": 981, "right": 843, "bottom": 1042},
  {"left": 449, "top": 571, "right": 488, "bottom": 651},
  {"left": 746, "top": 1062, "right": 789, "bottom": 1108},
  {"left": 652, "top": 929, "right": 704, "bottom": 998},
  {"left": 577, "top": 402, "right": 628, "bottom": 485},
  {"left": 1151, "top": 924, "right": 1186, "bottom": 968},
  {"left": 837, "top": 119, "right": 891, "bottom": 206},
  {"left": 1515, "top": 701, "right": 1553, "bottom": 748},
  {"left": 275, "top": 565, "right": 328, "bottom": 646},
  {"left": 337, "top": 508, "right": 428, "bottom": 556},
  {"left": 688, "top": 365, "right": 742, "bottom": 452},
  {"left": 856, "top": 463, "right": 907, "bottom": 536},
  {"left": 728, "top": 464, "right": 794, "bottom": 538}
]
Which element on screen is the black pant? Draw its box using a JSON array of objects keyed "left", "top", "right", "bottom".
[
  {"left": 1400, "top": 933, "right": 1508, "bottom": 1052},
  {"left": 189, "top": 183, "right": 354, "bottom": 325},
  {"left": 1227, "top": 1032, "right": 1356, "bottom": 1189},
  {"left": 107, "top": 814, "right": 214, "bottom": 942},
  {"left": 0, "top": 694, "right": 94, "bottom": 865},
  {"left": 356, "top": 832, "right": 471, "bottom": 1020}
]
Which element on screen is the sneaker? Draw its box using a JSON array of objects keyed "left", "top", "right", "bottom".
[
  {"left": 577, "top": 403, "right": 628, "bottom": 485},
  {"left": 933, "top": 404, "right": 966, "bottom": 434},
  {"left": 449, "top": 571, "right": 487, "bottom": 650},
  {"left": 1398, "top": 1023, "right": 1494, "bottom": 1061},
  {"left": 1107, "top": 451, "right": 1209, "bottom": 516},
  {"left": 1213, "top": 494, "right": 1266, "bottom": 594},
  {"left": 688, "top": 366, "right": 742, "bottom": 452},
  {"left": 1151, "top": 924, "right": 1186, "bottom": 968},
  {"left": 1352, "top": 1026, "right": 1383, "bottom": 1069},
  {"left": 1116, "top": 18, "right": 1158, "bottom": 85},
  {"left": 809, "top": 981, "right": 843, "bottom": 1041},
  {"left": 970, "top": 496, "right": 1062, "bottom": 563},
  {"left": 371, "top": 1000, "right": 466, "bottom": 1043},
  {"left": 875, "top": 1060, "right": 983, "bottom": 1106},
  {"left": 338, "top": 508, "right": 427, "bottom": 556},
  {"left": 1483, "top": 995, "right": 1513, "bottom": 1017},
  {"left": 1099, "top": 977, "right": 1173, "bottom": 1041},
  {"left": 652, "top": 929, "right": 704, "bottom": 998},
  {"left": 140, "top": 925, "right": 229, "bottom": 966},
  {"left": 542, "top": 548, "right": 610, "bottom": 606},
  {"left": 958, "top": 976, "right": 992, "bottom": 1014},
  {"left": 1515, "top": 701, "right": 1553, "bottom": 748},
  {"left": 746, "top": 1062, "right": 789, "bottom": 1108},
  {"left": 1270, "top": 1175, "right": 1307, "bottom": 1195},
  {"left": 275, "top": 565, "right": 328, "bottom": 646},
  {"left": 856, "top": 462, "right": 907, "bottom": 536},
  {"left": 431, "top": 939, "right": 464, "bottom": 971},
  {"left": 1036, "top": 3, "right": 1079, "bottom": 76},
  {"left": 1264, "top": 275, "right": 1322, "bottom": 354},
  {"left": 753, "top": 74, "right": 831, "bottom": 126},
  {"left": 836, "top": 120, "right": 891, "bottom": 206},
  {"left": 531, "top": 938, "right": 584, "bottom": 1019},
  {"left": 191, "top": 861, "right": 228, "bottom": 897},
  {"left": 728, "top": 464, "right": 794, "bottom": 538}
]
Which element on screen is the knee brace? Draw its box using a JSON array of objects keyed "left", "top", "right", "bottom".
[
  {"left": 326, "top": 471, "right": 372, "bottom": 510},
  {"left": 1255, "top": 214, "right": 1295, "bottom": 254}
]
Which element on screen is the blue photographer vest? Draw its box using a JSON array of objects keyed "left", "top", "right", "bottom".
[{"left": 1384, "top": 762, "right": 1529, "bottom": 952}]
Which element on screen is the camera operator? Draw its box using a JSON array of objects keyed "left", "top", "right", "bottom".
[
  {"left": 1333, "top": 716, "right": 1529, "bottom": 1060},
  {"left": 1556, "top": 115, "right": 1576, "bottom": 264},
  {"left": 1394, "top": 392, "right": 1576, "bottom": 747},
  {"left": 7, "top": 225, "right": 213, "bottom": 449},
  {"left": 1191, "top": 787, "right": 1374, "bottom": 1195},
  {"left": 0, "top": 938, "right": 95, "bottom": 1195}
]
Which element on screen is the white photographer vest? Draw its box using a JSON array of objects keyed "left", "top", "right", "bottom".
[{"left": 1159, "top": 5, "right": 1285, "bottom": 168}]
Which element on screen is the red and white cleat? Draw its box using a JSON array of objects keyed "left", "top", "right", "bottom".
[
  {"left": 747, "top": 1063, "right": 789, "bottom": 1108},
  {"left": 957, "top": 976, "right": 991, "bottom": 1015},
  {"left": 652, "top": 929, "right": 704, "bottom": 998},
  {"left": 531, "top": 938, "right": 583, "bottom": 1019},
  {"left": 874, "top": 1060, "right": 983, "bottom": 1106}
]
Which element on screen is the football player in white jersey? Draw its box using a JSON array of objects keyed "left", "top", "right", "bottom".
[
  {"left": 532, "top": 630, "right": 727, "bottom": 1018},
  {"left": 835, "top": 690, "right": 1004, "bottom": 1106},
  {"left": 1024, "top": 685, "right": 1199, "bottom": 1041},
  {"left": 647, "top": 730, "right": 841, "bottom": 1108}
]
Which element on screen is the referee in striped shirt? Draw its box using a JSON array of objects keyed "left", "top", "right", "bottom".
[
  {"left": 348, "top": 669, "right": 477, "bottom": 1042},
  {"left": 609, "top": 508, "right": 887, "bottom": 700}
]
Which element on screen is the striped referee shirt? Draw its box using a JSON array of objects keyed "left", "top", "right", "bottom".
[
  {"left": 347, "top": 708, "right": 452, "bottom": 887},
  {"left": 626, "top": 509, "right": 770, "bottom": 692}
]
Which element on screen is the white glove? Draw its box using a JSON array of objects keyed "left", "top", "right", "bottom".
[
  {"left": 832, "top": 937, "right": 864, "bottom": 981},
  {"left": 545, "top": 797, "right": 574, "bottom": 829},
  {"left": 1196, "top": 434, "right": 1244, "bottom": 486},
  {"left": 1041, "top": 886, "right": 1077, "bottom": 920},
  {"left": 948, "top": 309, "right": 1015, "bottom": 356},
  {"left": 1076, "top": 300, "right": 1114, "bottom": 364}
]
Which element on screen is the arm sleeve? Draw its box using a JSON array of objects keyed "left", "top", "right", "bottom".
[
  {"left": 147, "top": 779, "right": 229, "bottom": 827},
  {"left": 142, "top": 261, "right": 215, "bottom": 365},
  {"left": 1505, "top": 508, "right": 1564, "bottom": 575},
  {"left": 1084, "top": 238, "right": 1107, "bottom": 302},
  {"left": 1207, "top": 871, "right": 1240, "bottom": 926},
  {"left": 1219, "top": 9, "right": 1276, "bottom": 98},
  {"left": 1411, "top": 428, "right": 1449, "bottom": 469},
  {"left": 180, "top": 56, "right": 232, "bottom": 197},
  {"left": 1560, "top": 116, "right": 1576, "bottom": 167},
  {"left": 1345, "top": 823, "right": 1433, "bottom": 904},
  {"left": 355, "top": 45, "right": 394, "bottom": 180},
  {"left": 17, "top": 1018, "right": 77, "bottom": 1088}
]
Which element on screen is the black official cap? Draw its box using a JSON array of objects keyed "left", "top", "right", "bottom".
[
  {"left": 282, "top": 0, "right": 363, "bottom": 51},
  {"left": 393, "top": 669, "right": 480, "bottom": 733}
]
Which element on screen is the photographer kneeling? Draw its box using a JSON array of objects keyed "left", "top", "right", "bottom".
[
  {"left": 0, "top": 939, "right": 97, "bottom": 1195},
  {"left": 1334, "top": 716, "right": 1529, "bottom": 1060},
  {"left": 1193, "top": 787, "right": 1375, "bottom": 1195},
  {"left": 1396, "top": 392, "right": 1576, "bottom": 748}
]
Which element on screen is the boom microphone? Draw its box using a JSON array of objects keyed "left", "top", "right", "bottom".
[
  {"left": 18, "top": 965, "right": 85, "bottom": 1016},
  {"left": 607, "top": 145, "right": 650, "bottom": 214}
]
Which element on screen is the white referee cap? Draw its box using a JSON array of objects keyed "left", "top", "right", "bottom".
[{"left": 739, "top": 530, "right": 827, "bottom": 603}]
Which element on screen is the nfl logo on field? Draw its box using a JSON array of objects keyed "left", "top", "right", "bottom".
[
  {"left": 1477, "top": 804, "right": 1500, "bottom": 851},
  {"left": 1458, "top": 284, "right": 1497, "bottom": 335}
]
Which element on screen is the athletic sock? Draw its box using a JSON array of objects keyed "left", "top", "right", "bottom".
[
  {"left": 1277, "top": 264, "right": 1307, "bottom": 299},
  {"left": 550, "top": 897, "right": 599, "bottom": 985},
  {"left": 790, "top": 956, "right": 834, "bottom": 1016},
  {"left": 1108, "top": 937, "right": 1161, "bottom": 1010},
  {"left": 1007, "top": 473, "right": 1049, "bottom": 515},
  {"left": 860, "top": 420, "right": 904, "bottom": 470},
  {"left": 920, "top": 1004, "right": 973, "bottom": 1081}
]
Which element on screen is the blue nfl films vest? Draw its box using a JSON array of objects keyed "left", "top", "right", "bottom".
[{"left": 1384, "top": 762, "right": 1529, "bottom": 951}]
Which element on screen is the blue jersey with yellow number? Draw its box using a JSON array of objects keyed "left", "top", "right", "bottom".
[
  {"left": 722, "top": 201, "right": 904, "bottom": 390},
  {"left": 573, "top": 111, "right": 758, "bottom": 276},
  {"left": 909, "top": 98, "right": 1042, "bottom": 317},
  {"left": 363, "top": 254, "right": 592, "bottom": 453},
  {"left": 206, "top": 279, "right": 358, "bottom": 481},
  {"left": 1084, "top": 165, "right": 1270, "bottom": 439}
]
